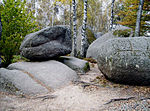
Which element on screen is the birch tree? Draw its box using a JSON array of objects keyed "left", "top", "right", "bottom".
[
  {"left": 72, "top": 0, "right": 77, "bottom": 57},
  {"left": 81, "top": 0, "right": 88, "bottom": 58},
  {"left": 135, "top": 0, "right": 144, "bottom": 36},
  {"left": 110, "top": 0, "right": 115, "bottom": 31},
  {"left": 0, "top": 17, "right": 2, "bottom": 40},
  {"left": 0, "top": 17, "right": 2, "bottom": 67}
]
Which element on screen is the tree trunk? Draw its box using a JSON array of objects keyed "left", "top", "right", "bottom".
[
  {"left": 70, "top": 0, "right": 72, "bottom": 31},
  {"left": 81, "top": 0, "right": 88, "bottom": 58},
  {"left": 0, "top": 17, "right": 2, "bottom": 67},
  {"left": 0, "top": 17, "right": 2, "bottom": 41},
  {"left": 72, "top": 0, "right": 77, "bottom": 57},
  {"left": 110, "top": 0, "right": 115, "bottom": 31},
  {"left": 135, "top": 0, "right": 144, "bottom": 37}
]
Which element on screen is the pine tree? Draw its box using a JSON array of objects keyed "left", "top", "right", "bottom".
[
  {"left": 116, "top": 0, "right": 150, "bottom": 36},
  {"left": 0, "top": 0, "right": 38, "bottom": 67}
]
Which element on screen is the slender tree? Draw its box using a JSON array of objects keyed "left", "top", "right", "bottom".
[
  {"left": 81, "top": 0, "right": 88, "bottom": 58},
  {"left": 69, "top": 0, "right": 72, "bottom": 31},
  {"left": 116, "top": 0, "right": 150, "bottom": 36},
  {"left": 135, "top": 0, "right": 144, "bottom": 36},
  {"left": 110, "top": 0, "right": 115, "bottom": 31},
  {"left": 0, "top": 16, "right": 2, "bottom": 67},
  {"left": 72, "top": 0, "right": 77, "bottom": 57},
  {"left": 0, "top": 17, "right": 1, "bottom": 37}
]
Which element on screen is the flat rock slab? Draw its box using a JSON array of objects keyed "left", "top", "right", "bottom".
[
  {"left": 0, "top": 68, "right": 48, "bottom": 95},
  {"left": 58, "top": 56, "right": 90, "bottom": 73},
  {"left": 8, "top": 60, "right": 78, "bottom": 90}
]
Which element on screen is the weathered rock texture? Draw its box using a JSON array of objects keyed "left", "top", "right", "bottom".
[
  {"left": 0, "top": 60, "right": 78, "bottom": 95},
  {"left": 58, "top": 56, "right": 90, "bottom": 73},
  {"left": 0, "top": 68, "right": 48, "bottom": 95},
  {"left": 86, "top": 32, "right": 116, "bottom": 60},
  {"left": 86, "top": 26, "right": 133, "bottom": 60},
  {"left": 20, "top": 25, "right": 72, "bottom": 60},
  {"left": 97, "top": 37, "right": 150, "bottom": 85},
  {"left": 8, "top": 60, "right": 78, "bottom": 89}
]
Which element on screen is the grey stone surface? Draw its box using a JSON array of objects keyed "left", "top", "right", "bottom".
[
  {"left": 20, "top": 25, "right": 72, "bottom": 60},
  {"left": 97, "top": 37, "right": 150, "bottom": 85},
  {"left": 0, "top": 68, "right": 48, "bottom": 95},
  {"left": 58, "top": 56, "right": 90, "bottom": 73},
  {"left": 86, "top": 25, "right": 133, "bottom": 60},
  {"left": 8, "top": 60, "right": 78, "bottom": 89},
  {"left": 95, "top": 32, "right": 104, "bottom": 39},
  {"left": 86, "top": 32, "right": 117, "bottom": 60}
]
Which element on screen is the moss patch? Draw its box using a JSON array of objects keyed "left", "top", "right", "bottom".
[
  {"left": 12, "top": 55, "right": 30, "bottom": 63},
  {"left": 83, "top": 62, "right": 90, "bottom": 72},
  {"left": 83, "top": 58, "right": 97, "bottom": 63},
  {"left": 113, "top": 29, "right": 132, "bottom": 37},
  {"left": 86, "top": 28, "right": 96, "bottom": 44}
]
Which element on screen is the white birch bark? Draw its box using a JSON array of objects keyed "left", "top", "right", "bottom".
[
  {"left": 110, "top": 0, "right": 115, "bottom": 31},
  {"left": 135, "top": 0, "right": 144, "bottom": 37},
  {"left": 69, "top": 1, "right": 72, "bottom": 30},
  {"left": 0, "top": 17, "right": 1, "bottom": 67},
  {"left": 81, "top": 0, "right": 88, "bottom": 58},
  {"left": 72, "top": 0, "right": 77, "bottom": 57}
]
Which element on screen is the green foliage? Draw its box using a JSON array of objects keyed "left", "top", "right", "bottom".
[
  {"left": 83, "top": 58, "right": 97, "bottom": 63},
  {"left": 113, "top": 29, "right": 132, "bottom": 37},
  {"left": 83, "top": 62, "right": 90, "bottom": 72},
  {"left": 12, "top": 55, "right": 29, "bottom": 63},
  {"left": 0, "top": 0, "right": 38, "bottom": 67},
  {"left": 86, "top": 28, "right": 96, "bottom": 44},
  {"left": 116, "top": 0, "right": 150, "bottom": 36}
]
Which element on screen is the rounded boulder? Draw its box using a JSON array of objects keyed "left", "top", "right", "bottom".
[
  {"left": 20, "top": 25, "right": 72, "bottom": 60},
  {"left": 97, "top": 37, "right": 150, "bottom": 85}
]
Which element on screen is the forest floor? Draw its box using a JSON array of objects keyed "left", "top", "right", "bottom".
[{"left": 0, "top": 63, "right": 150, "bottom": 111}]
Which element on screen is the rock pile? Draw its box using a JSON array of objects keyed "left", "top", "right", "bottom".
[{"left": 0, "top": 25, "right": 90, "bottom": 95}]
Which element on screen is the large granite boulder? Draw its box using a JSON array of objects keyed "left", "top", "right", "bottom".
[
  {"left": 86, "top": 32, "right": 117, "bottom": 60},
  {"left": 86, "top": 25, "right": 133, "bottom": 60},
  {"left": 95, "top": 32, "right": 104, "bottom": 39},
  {"left": 0, "top": 60, "right": 78, "bottom": 95},
  {"left": 97, "top": 37, "right": 150, "bottom": 85},
  {"left": 20, "top": 25, "right": 72, "bottom": 60},
  {"left": 76, "top": 26, "right": 96, "bottom": 56},
  {"left": 0, "top": 68, "right": 48, "bottom": 95},
  {"left": 58, "top": 56, "right": 90, "bottom": 73}
]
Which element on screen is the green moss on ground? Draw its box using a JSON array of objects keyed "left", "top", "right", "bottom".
[{"left": 83, "top": 62, "right": 90, "bottom": 72}]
